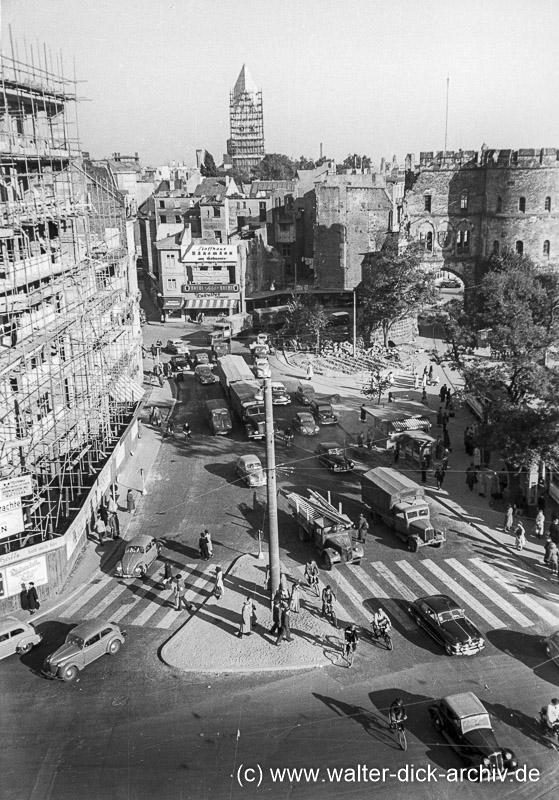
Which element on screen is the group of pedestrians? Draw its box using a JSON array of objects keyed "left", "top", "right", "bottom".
[{"left": 20, "top": 582, "right": 40, "bottom": 615}]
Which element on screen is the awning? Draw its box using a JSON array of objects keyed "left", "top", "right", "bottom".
[
  {"left": 391, "top": 417, "right": 431, "bottom": 431},
  {"left": 182, "top": 298, "right": 237, "bottom": 310},
  {"left": 110, "top": 375, "right": 145, "bottom": 403}
]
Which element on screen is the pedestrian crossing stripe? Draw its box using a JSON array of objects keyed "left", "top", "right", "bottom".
[
  {"left": 292, "top": 565, "right": 356, "bottom": 625},
  {"left": 155, "top": 565, "right": 214, "bottom": 629},
  {"left": 328, "top": 569, "right": 377, "bottom": 627},
  {"left": 471, "top": 558, "right": 559, "bottom": 626},
  {"left": 371, "top": 561, "right": 417, "bottom": 603},
  {"left": 83, "top": 584, "right": 127, "bottom": 621},
  {"left": 110, "top": 594, "right": 143, "bottom": 624},
  {"left": 445, "top": 558, "right": 532, "bottom": 628},
  {"left": 395, "top": 560, "right": 439, "bottom": 596},
  {"left": 421, "top": 559, "right": 505, "bottom": 629},
  {"left": 63, "top": 574, "right": 113, "bottom": 618},
  {"left": 347, "top": 564, "right": 415, "bottom": 631}
]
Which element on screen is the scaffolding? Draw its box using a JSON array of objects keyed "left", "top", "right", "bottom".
[
  {"left": 0, "top": 40, "right": 143, "bottom": 552},
  {"left": 227, "top": 65, "right": 265, "bottom": 170}
]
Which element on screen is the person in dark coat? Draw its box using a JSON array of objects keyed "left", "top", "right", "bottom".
[
  {"left": 435, "top": 436, "right": 443, "bottom": 460},
  {"left": 356, "top": 513, "right": 369, "bottom": 543},
  {"left": 27, "top": 582, "right": 39, "bottom": 615},
  {"left": 420, "top": 458, "right": 428, "bottom": 484},
  {"left": 437, "top": 407, "right": 444, "bottom": 427},
  {"left": 269, "top": 599, "right": 282, "bottom": 636},
  {"left": 434, "top": 466, "right": 445, "bottom": 490},
  {"left": 548, "top": 514, "right": 559, "bottom": 546},
  {"left": 466, "top": 463, "right": 477, "bottom": 491},
  {"left": 439, "top": 384, "right": 448, "bottom": 404},
  {"left": 161, "top": 561, "right": 174, "bottom": 589},
  {"left": 443, "top": 429, "right": 451, "bottom": 450},
  {"left": 360, "top": 405, "right": 367, "bottom": 423},
  {"left": 20, "top": 583, "right": 29, "bottom": 612},
  {"left": 199, "top": 533, "right": 209, "bottom": 560},
  {"left": 162, "top": 361, "right": 170, "bottom": 377},
  {"left": 276, "top": 603, "right": 293, "bottom": 645}
]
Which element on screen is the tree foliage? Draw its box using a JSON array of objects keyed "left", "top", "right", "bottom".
[
  {"left": 362, "top": 369, "right": 392, "bottom": 405},
  {"left": 285, "top": 295, "right": 329, "bottom": 353},
  {"left": 357, "top": 240, "right": 435, "bottom": 346},
  {"left": 338, "top": 154, "right": 372, "bottom": 172},
  {"left": 254, "top": 154, "right": 296, "bottom": 181},
  {"left": 200, "top": 150, "right": 218, "bottom": 177},
  {"left": 294, "top": 155, "right": 316, "bottom": 170}
]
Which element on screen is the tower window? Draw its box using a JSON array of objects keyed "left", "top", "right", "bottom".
[
  {"left": 519, "top": 197, "right": 526, "bottom": 213},
  {"left": 425, "top": 231, "right": 433, "bottom": 252},
  {"left": 544, "top": 240, "right": 550, "bottom": 257},
  {"left": 424, "top": 194, "right": 432, "bottom": 212},
  {"left": 160, "top": 215, "right": 166, "bottom": 224},
  {"left": 213, "top": 207, "right": 221, "bottom": 218},
  {"left": 460, "top": 191, "right": 468, "bottom": 212},
  {"left": 456, "top": 230, "right": 470, "bottom": 254},
  {"left": 493, "top": 240, "right": 500, "bottom": 256},
  {"left": 545, "top": 197, "right": 552, "bottom": 212},
  {"left": 516, "top": 240, "right": 524, "bottom": 254},
  {"left": 496, "top": 196, "right": 502, "bottom": 213}
]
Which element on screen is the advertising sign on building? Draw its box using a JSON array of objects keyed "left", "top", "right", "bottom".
[
  {"left": 0, "top": 474, "right": 33, "bottom": 502},
  {"left": 183, "top": 244, "right": 237, "bottom": 263},
  {"left": 0, "top": 497, "right": 25, "bottom": 541},
  {"left": 4, "top": 554, "right": 48, "bottom": 598}
]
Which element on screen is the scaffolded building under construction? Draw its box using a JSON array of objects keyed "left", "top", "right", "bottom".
[
  {"left": 226, "top": 64, "right": 265, "bottom": 171},
  {"left": 0, "top": 45, "right": 143, "bottom": 609}
]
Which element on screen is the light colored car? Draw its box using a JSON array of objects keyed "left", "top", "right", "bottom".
[
  {"left": 255, "top": 381, "right": 290, "bottom": 405},
  {"left": 166, "top": 339, "right": 190, "bottom": 355},
  {"left": 236, "top": 455, "right": 267, "bottom": 487},
  {"left": 194, "top": 364, "right": 217, "bottom": 385},
  {"left": 252, "top": 358, "right": 271, "bottom": 379},
  {"left": 0, "top": 616, "right": 42, "bottom": 659},
  {"left": 115, "top": 533, "right": 162, "bottom": 578},
  {"left": 295, "top": 383, "right": 316, "bottom": 405},
  {"left": 42, "top": 620, "right": 126, "bottom": 682},
  {"left": 543, "top": 630, "right": 559, "bottom": 667}
]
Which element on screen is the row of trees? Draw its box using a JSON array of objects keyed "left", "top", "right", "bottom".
[{"left": 200, "top": 151, "right": 375, "bottom": 183}]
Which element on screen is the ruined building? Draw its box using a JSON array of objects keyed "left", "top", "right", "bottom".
[
  {"left": 226, "top": 64, "right": 265, "bottom": 171},
  {"left": 0, "top": 47, "right": 142, "bottom": 611}
]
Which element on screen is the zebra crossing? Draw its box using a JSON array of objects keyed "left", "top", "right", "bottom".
[{"left": 57, "top": 553, "right": 559, "bottom": 636}]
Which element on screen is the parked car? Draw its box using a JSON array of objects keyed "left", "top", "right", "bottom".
[
  {"left": 543, "top": 630, "right": 559, "bottom": 668},
  {"left": 191, "top": 351, "right": 210, "bottom": 368},
  {"left": 315, "top": 442, "right": 355, "bottom": 473},
  {"left": 429, "top": 693, "right": 518, "bottom": 776},
  {"left": 235, "top": 454, "right": 267, "bottom": 487},
  {"left": 253, "top": 358, "right": 272, "bottom": 379},
  {"left": 42, "top": 620, "right": 126, "bottom": 682},
  {"left": 166, "top": 339, "right": 190, "bottom": 355},
  {"left": 439, "top": 279, "right": 462, "bottom": 289},
  {"left": 211, "top": 341, "right": 230, "bottom": 360},
  {"left": 295, "top": 383, "right": 316, "bottom": 405},
  {"left": 408, "top": 594, "right": 485, "bottom": 655},
  {"left": 255, "top": 381, "right": 290, "bottom": 405},
  {"left": 251, "top": 344, "right": 270, "bottom": 360},
  {"left": 292, "top": 411, "right": 320, "bottom": 436},
  {"left": 194, "top": 364, "right": 218, "bottom": 385},
  {"left": 309, "top": 399, "right": 338, "bottom": 425},
  {"left": 115, "top": 533, "right": 162, "bottom": 579},
  {"left": 0, "top": 616, "right": 42, "bottom": 659},
  {"left": 170, "top": 355, "right": 190, "bottom": 380}
]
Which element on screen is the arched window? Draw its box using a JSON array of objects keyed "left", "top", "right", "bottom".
[
  {"left": 460, "top": 191, "right": 468, "bottom": 212},
  {"left": 516, "top": 240, "right": 524, "bottom": 254},
  {"left": 456, "top": 230, "right": 470, "bottom": 254},
  {"left": 424, "top": 193, "right": 432, "bottom": 212},
  {"left": 496, "top": 196, "right": 502, "bottom": 213},
  {"left": 544, "top": 240, "right": 550, "bottom": 257},
  {"left": 519, "top": 197, "right": 526, "bottom": 213},
  {"left": 545, "top": 197, "right": 552, "bottom": 212},
  {"left": 493, "top": 240, "right": 500, "bottom": 256},
  {"left": 426, "top": 231, "right": 433, "bottom": 252}
]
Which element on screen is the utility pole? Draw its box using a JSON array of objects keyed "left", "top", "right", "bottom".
[
  {"left": 352, "top": 288, "right": 357, "bottom": 357},
  {"left": 264, "top": 377, "right": 280, "bottom": 600}
]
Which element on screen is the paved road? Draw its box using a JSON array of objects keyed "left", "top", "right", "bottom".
[{"left": 3, "top": 319, "right": 559, "bottom": 800}]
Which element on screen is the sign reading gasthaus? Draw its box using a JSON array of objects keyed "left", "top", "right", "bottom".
[{"left": 0, "top": 474, "right": 33, "bottom": 502}]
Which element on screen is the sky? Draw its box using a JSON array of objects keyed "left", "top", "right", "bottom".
[{"left": 3, "top": 0, "right": 558, "bottom": 169}]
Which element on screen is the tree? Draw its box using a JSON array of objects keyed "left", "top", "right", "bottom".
[
  {"left": 200, "top": 150, "right": 218, "bottom": 177},
  {"left": 357, "top": 240, "right": 435, "bottom": 347},
  {"left": 338, "top": 153, "right": 371, "bottom": 172},
  {"left": 294, "top": 155, "right": 316, "bottom": 170},
  {"left": 362, "top": 369, "right": 392, "bottom": 405},
  {"left": 254, "top": 154, "right": 296, "bottom": 181},
  {"left": 284, "top": 295, "right": 329, "bottom": 353}
]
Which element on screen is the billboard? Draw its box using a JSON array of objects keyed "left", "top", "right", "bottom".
[{"left": 0, "top": 497, "right": 25, "bottom": 541}]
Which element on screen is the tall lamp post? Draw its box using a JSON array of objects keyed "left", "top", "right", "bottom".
[
  {"left": 353, "top": 287, "right": 357, "bottom": 358},
  {"left": 264, "top": 377, "right": 280, "bottom": 600}
]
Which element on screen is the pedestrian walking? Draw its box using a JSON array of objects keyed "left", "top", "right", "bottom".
[
  {"left": 514, "top": 521, "right": 526, "bottom": 550},
  {"left": 439, "top": 384, "right": 448, "bottom": 404},
  {"left": 214, "top": 566, "right": 224, "bottom": 600},
  {"left": 306, "top": 362, "right": 313, "bottom": 381},
  {"left": 548, "top": 547, "right": 559, "bottom": 580},
  {"left": 151, "top": 343, "right": 157, "bottom": 358},
  {"left": 441, "top": 450, "right": 450, "bottom": 471},
  {"left": 203, "top": 529, "right": 213, "bottom": 558},
  {"left": 152, "top": 406, "right": 162, "bottom": 427},
  {"left": 388, "top": 371, "right": 395, "bottom": 387},
  {"left": 421, "top": 373, "right": 427, "bottom": 388},
  {"left": 463, "top": 426, "right": 474, "bottom": 456},
  {"left": 199, "top": 532, "right": 209, "bottom": 560},
  {"left": 158, "top": 372, "right": 166, "bottom": 387},
  {"left": 270, "top": 598, "right": 282, "bottom": 635},
  {"left": 413, "top": 373, "right": 419, "bottom": 389},
  {"left": 173, "top": 575, "right": 189, "bottom": 611},
  {"left": 437, "top": 406, "right": 444, "bottom": 427},
  {"left": 548, "top": 514, "right": 559, "bottom": 545},
  {"left": 279, "top": 572, "right": 290, "bottom": 603},
  {"left": 360, "top": 404, "right": 367, "bottom": 423},
  {"left": 445, "top": 388, "right": 453, "bottom": 409},
  {"left": 473, "top": 446, "right": 482, "bottom": 469},
  {"left": 434, "top": 466, "right": 445, "bottom": 490},
  {"left": 466, "top": 463, "right": 477, "bottom": 491},
  {"left": 238, "top": 597, "right": 255, "bottom": 638},
  {"left": 504, "top": 503, "right": 514, "bottom": 533},
  {"left": 27, "top": 582, "right": 39, "bottom": 615},
  {"left": 162, "top": 361, "right": 170, "bottom": 378},
  {"left": 428, "top": 365, "right": 433, "bottom": 382},
  {"left": 442, "top": 409, "right": 450, "bottom": 428},
  {"left": 421, "top": 388, "right": 428, "bottom": 405},
  {"left": 420, "top": 458, "right": 428, "bottom": 484},
  {"left": 161, "top": 561, "right": 174, "bottom": 590},
  {"left": 435, "top": 436, "right": 443, "bottom": 460},
  {"left": 182, "top": 421, "right": 191, "bottom": 439},
  {"left": 544, "top": 538, "right": 558, "bottom": 567},
  {"left": 276, "top": 603, "right": 293, "bottom": 645},
  {"left": 356, "top": 513, "right": 369, "bottom": 543},
  {"left": 290, "top": 581, "right": 301, "bottom": 613},
  {"left": 535, "top": 509, "right": 546, "bottom": 539},
  {"left": 126, "top": 488, "right": 136, "bottom": 513},
  {"left": 164, "top": 419, "right": 174, "bottom": 438}
]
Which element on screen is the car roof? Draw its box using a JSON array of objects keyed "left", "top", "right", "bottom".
[
  {"left": 419, "top": 594, "right": 460, "bottom": 613},
  {"left": 297, "top": 383, "right": 314, "bottom": 391},
  {"left": 168, "top": 339, "right": 182, "bottom": 344},
  {"left": 71, "top": 620, "right": 117, "bottom": 639},
  {"left": 0, "top": 615, "right": 32, "bottom": 633},
  {"left": 319, "top": 442, "right": 341, "bottom": 450},
  {"left": 443, "top": 692, "right": 487, "bottom": 719},
  {"left": 297, "top": 411, "right": 313, "bottom": 418},
  {"left": 238, "top": 455, "right": 261, "bottom": 466},
  {"left": 127, "top": 533, "right": 156, "bottom": 547},
  {"left": 271, "top": 381, "right": 286, "bottom": 389}
]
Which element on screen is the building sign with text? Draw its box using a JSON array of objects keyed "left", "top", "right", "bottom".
[
  {"left": 3, "top": 554, "right": 48, "bottom": 598},
  {"left": 0, "top": 498, "right": 25, "bottom": 541},
  {"left": 0, "top": 474, "right": 33, "bottom": 502},
  {"left": 183, "top": 244, "right": 237, "bottom": 263},
  {"left": 182, "top": 283, "right": 239, "bottom": 294}
]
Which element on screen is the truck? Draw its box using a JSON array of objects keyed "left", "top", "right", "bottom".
[
  {"left": 207, "top": 312, "right": 252, "bottom": 345},
  {"left": 286, "top": 489, "right": 364, "bottom": 570},
  {"left": 216, "top": 355, "right": 265, "bottom": 440},
  {"left": 361, "top": 467, "right": 445, "bottom": 552}
]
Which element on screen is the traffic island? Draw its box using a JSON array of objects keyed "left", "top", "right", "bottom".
[{"left": 160, "top": 554, "right": 344, "bottom": 674}]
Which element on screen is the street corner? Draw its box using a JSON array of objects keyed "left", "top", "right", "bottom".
[{"left": 159, "top": 553, "right": 338, "bottom": 673}]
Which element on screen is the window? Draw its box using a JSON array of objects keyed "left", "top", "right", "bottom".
[
  {"left": 493, "top": 240, "right": 500, "bottom": 256},
  {"left": 10, "top": 628, "right": 24, "bottom": 637},
  {"left": 214, "top": 231, "right": 222, "bottom": 242},
  {"left": 213, "top": 207, "right": 221, "bottom": 218},
  {"left": 545, "top": 197, "right": 552, "bottom": 212},
  {"left": 424, "top": 194, "right": 432, "bottom": 212},
  {"left": 160, "top": 215, "right": 167, "bottom": 224},
  {"left": 159, "top": 200, "right": 165, "bottom": 209},
  {"left": 519, "top": 197, "right": 526, "bottom": 213},
  {"left": 460, "top": 191, "right": 468, "bottom": 212},
  {"left": 167, "top": 279, "right": 177, "bottom": 290},
  {"left": 456, "top": 230, "right": 470, "bottom": 253},
  {"left": 425, "top": 231, "right": 433, "bottom": 252},
  {"left": 175, "top": 215, "right": 181, "bottom": 223},
  {"left": 516, "top": 240, "right": 524, "bottom": 254},
  {"left": 544, "top": 240, "right": 550, "bottom": 257},
  {"left": 165, "top": 253, "right": 175, "bottom": 266},
  {"left": 279, "top": 223, "right": 291, "bottom": 232},
  {"left": 496, "top": 196, "right": 502, "bottom": 213},
  {"left": 282, "top": 244, "right": 291, "bottom": 257},
  {"left": 85, "top": 634, "right": 102, "bottom": 647}
]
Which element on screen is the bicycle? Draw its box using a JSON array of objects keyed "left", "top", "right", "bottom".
[
  {"left": 373, "top": 624, "right": 393, "bottom": 650},
  {"left": 343, "top": 640, "right": 356, "bottom": 667},
  {"left": 390, "top": 718, "right": 407, "bottom": 751},
  {"left": 323, "top": 601, "right": 337, "bottom": 628},
  {"left": 307, "top": 574, "right": 320, "bottom": 596}
]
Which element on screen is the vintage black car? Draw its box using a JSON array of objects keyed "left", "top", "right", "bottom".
[
  {"left": 292, "top": 411, "right": 320, "bottom": 436},
  {"left": 170, "top": 355, "right": 190, "bottom": 381},
  {"left": 315, "top": 442, "right": 355, "bottom": 473},
  {"left": 429, "top": 693, "right": 517, "bottom": 777},
  {"left": 408, "top": 594, "right": 485, "bottom": 655},
  {"left": 190, "top": 351, "right": 210, "bottom": 368},
  {"left": 309, "top": 399, "right": 338, "bottom": 425}
]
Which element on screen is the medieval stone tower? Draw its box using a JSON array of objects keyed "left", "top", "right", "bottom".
[{"left": 227, "top": 64, "right": 265, "bottom": 171}]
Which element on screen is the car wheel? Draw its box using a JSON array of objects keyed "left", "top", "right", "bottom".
[
  {"left": 137, "top": 564, "right": 146, "bottom": 578},
  {"left": 545, "top": 644, "right": 553, "bottom": 658},
  {"left": 62, "top": 664, "right": 79, "bottom": 682},
  {"left": 18, "top": 642, "right": 33, "bottom": 654},
  {"left": 322, "top": 552, "right": 333, "bottom": 570},
  {"left": 107, "top": 639, "right": 121, "bottom": 656},
  {"left": 408, "top": 537, "right": 419, "bottom": 553},
  {"left": 445, "top": 644, "right": 454, "bottom": 656}
]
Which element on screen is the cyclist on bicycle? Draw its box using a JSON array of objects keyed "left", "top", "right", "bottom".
[
  {"left": 344, "top": 624, "right": 359, "bottom": 665},
  {"left": 305, "top": 560, "right": 319, "bottom": 587},
  {"left": 389, "top": 697, "right": 407, "bottom": 728},
  {"left": 321, "top": 584, "right": 336, "bottom": 619},
  {"left": 372, "top": 607, "right": 391, "bottom": 638}
]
